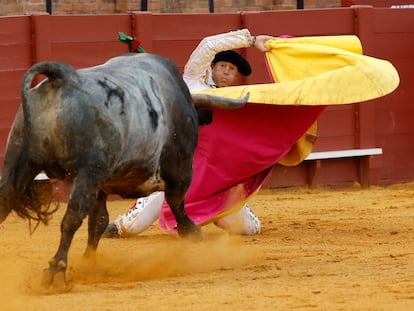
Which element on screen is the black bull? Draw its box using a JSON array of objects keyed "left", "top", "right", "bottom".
[{"left": 0, "top": 53, "right": 248, "bottom": 288}]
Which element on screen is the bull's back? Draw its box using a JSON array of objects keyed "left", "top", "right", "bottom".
[{"left": 78, "top": 54, "right": 198, "bottom": 159}]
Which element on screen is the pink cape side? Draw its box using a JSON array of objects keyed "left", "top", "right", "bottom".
[{"left": 159, "top": 103, "right": 325, "bottom": 232}]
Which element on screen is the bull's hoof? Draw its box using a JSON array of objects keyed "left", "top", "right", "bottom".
[
  {"left": 41, "top": 268, "right": 73, "bottom": 293},
  {"left": 41, "top": 259, "right": 73, "bottom": 292},
  {"left": 41, "top": 268, "right": 54, "bottom": 288},
  {"left": 177, "top": 224, "right": 203, "bottom": 242}
]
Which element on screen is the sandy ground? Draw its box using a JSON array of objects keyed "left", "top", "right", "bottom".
[{"left": 1, "top": 182, "right": 414, "bottom": 311}]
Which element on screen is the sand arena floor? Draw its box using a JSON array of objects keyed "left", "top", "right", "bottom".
[{"left": 1, "top": 182, "right": 414, "bottom": 310}]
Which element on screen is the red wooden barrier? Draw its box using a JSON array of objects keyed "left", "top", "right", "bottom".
[
  {"left": 0, "top": 7, "right": 413, "bottom": 188},
  {"left": 0, "top": 16, "right": 32, "bottom": 158}
]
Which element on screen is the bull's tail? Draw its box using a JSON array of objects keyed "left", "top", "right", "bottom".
[
  {"left": 0, "top": 135, "right": 56, "bottom": 228},
  {"left": 0, "top": 172, "right": 56, "bottom": 229},
  {"left": 191, "top": 92, "right": 249, "bottom": 109},
  {"left": 0, "top": 62, "right": 76, "bottom": 226},
  {"left": 21, "top": 61, "right": 79, "bottom": 139}
]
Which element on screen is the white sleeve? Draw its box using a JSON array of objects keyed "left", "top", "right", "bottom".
[{"left": 183, "top": 29, "right": 251, "bottom": 89}]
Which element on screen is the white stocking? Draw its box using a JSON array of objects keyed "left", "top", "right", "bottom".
[{"left": 114, "top": 191, "right": 164, "bottom": 237}]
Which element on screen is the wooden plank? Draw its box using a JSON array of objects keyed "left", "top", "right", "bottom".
[
  {"left": 51, "top": 42, "right": 127, "bottom": 68},
  {"left": 373, "top": 8, "right": 414, "bottom": 33},
  {"left": 0, "top": 70, "right": 26, "bottom": 100},
  {"left": 49, "top": 15, "right": 131, "bottom": 42},
  {"left": 0, "top": 16, "right": 32, "bottom": 70},
  {"left": 305, "top": 148, "right": 383, "bottom": 160},
  {"left": 150, "top": 13, "right": 242, "bottom": 39},
  {"left": 243, "top": 9, "right": 355, "bottom": 37}
]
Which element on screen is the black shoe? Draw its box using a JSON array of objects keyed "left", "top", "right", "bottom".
[{"left": 102, "top": 223, "right": 120, "bottom": 238}]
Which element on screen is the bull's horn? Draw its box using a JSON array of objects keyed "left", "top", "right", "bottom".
[{"left": 191, "top": 93, "right": 249, "bottom": 109}]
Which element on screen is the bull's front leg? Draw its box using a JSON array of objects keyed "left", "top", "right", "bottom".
[
  {"left": 165, "top": 189, "right": 202, "bottom": 241},
  {"left": 175, "top": 203, "right": 202, "bottom": 241}
]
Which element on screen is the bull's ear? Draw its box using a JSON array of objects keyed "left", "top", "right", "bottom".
[{"left": 196, "top": 109, "right": 213, "bottom": 126}]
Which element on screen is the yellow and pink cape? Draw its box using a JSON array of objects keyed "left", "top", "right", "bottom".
[{"left": 159, "top": 35, "right": 399, "bottom": 231}]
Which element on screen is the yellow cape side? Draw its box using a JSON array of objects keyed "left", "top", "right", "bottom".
[{"left": 194, "top": 35, "right": 399, "bottom": 106}]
